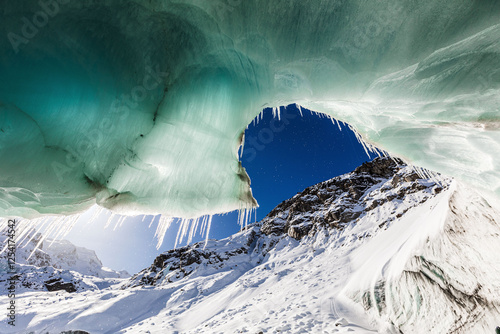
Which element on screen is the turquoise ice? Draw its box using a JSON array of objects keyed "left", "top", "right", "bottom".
[{"left": 1, "top": 0, "right": 500, "bottom": 218}]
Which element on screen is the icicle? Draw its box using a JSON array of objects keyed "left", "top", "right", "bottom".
[
  {"left": 237, "top": 207, "right": 252, "bottom": 231},
  {"left": 16, "top": 220, "right": 34, "bottom": 248},
  {"left": 113, "top": 215, "right": 128, "bottom": 231},
  {"left": 296, "top": 103, "right": 303, "bottom": 117},
  {"left": 27, "top": 216, "right": 64, "bottom": 261},
  {"left": 59, "top": 216, "right": 74, "bottom": 238},
  {"left": 50, "top": 214, "right": 80, "bottom": 244},
  {"left": 89, "top": 205, "right": 104, "bottom": 225},
  {"left": 200, "top": 215, "right": 208, "bottom": 238},
  {"left": 239, "top": 134, "right": 245, "bottom": 159},
  {"left": 21, "top": 216, "right": 49, "bottom": 248},
  {"left": 0, "top": 218, "right": 6, "bottom": 234},
  {"left": 187, "top": 217, "right": 199, "bottom": 245},
  {"left": 337, "top": 120, "right": 343, "bottom": 131},
  {"left": 148, "top": 215, "right": 156, "bottom": 228},
  {"left": 173, "top": 219, "right": 184, "bottom": 249},
  {"left": 154, "top": 216, "right": 173, "bottom": 249},
  {"left": 175, "top": 218, "right": 191, "bottom": 248},
  {"left": 349, "top": 124, "right": 371, "bottom": 157},
  {"left": 407, "top": 164, "right": 442, "bottom": 185},
  {"left": 204, "top": 215, "right": 212, "bottom": 245},
  {"left": 329, "top": 115, "right": 336, "bottom": 126},
  {"left": 237, "top": 208, "right": 243, "bottom": 230},
  {"left": 104, "top": 213, "right": 115, "bottom": 229}
]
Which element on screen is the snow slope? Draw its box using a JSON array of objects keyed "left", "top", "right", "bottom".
[{"left": 1, "top": 158, "right": 499, "bottom": 333}]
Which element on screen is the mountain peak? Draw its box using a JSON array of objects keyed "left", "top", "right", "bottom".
[{"left": 261, "top": 157, "right": 445, "bottom": 240}]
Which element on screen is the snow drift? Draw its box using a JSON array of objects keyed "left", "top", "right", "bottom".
[{"left": 1, "top": 0, "right": 500, "bottom": 219}]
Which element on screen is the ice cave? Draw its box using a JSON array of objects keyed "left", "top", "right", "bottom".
[
  {"left": 2, "top": 0, "right": 500, "bottom": 219},
  {"left": 1, "top": 1, "right": 500, "bottom": 333}
]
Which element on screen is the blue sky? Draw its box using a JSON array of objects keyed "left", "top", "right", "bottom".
[{"left": 66, "top": 105, "right": 378, "bottom": 274}]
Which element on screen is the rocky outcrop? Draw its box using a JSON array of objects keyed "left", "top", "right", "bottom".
[
  {"left": 44, "top": 278, "right": 77, "bottom": 293},
  {"left": 261, "top": 157, "right": 444, "bottom": 240},
  {"left": 0, "top": 264, "right": 99, "bottom": 293},
  {"left": 124, "top": 234, "right": 257, "bottom": 288}
]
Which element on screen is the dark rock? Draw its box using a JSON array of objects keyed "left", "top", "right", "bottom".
[
  {"left": 354, "top": 157, "right": 403, "bottom": 178},
  {"left": 404, "top": 172, "right": 420, "bottom": 183},
  {"left": 127, "top": 241, "right": 250, "bottom": 288},
  {"left": 391, "top": 174, "right": 401, "bottom": 187},
  {"left": 261, "top": 220, "right": 286, "bottom": 235},
  {"left": 44, "top": 278, "right": 77, "bottom": 293},
  {"left": 288, "top": 225, "right": 313, "bottom": 240}
]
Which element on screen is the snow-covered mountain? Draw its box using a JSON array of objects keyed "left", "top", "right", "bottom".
[
  {"left": 0, "top": 232, "right": 129, "bottom": 296},
  {"left": 1, "top": 232, "right": 129, "bottom": 279},
  {"left": 1, "top": 157, "right": 499, "bottom": 333}
]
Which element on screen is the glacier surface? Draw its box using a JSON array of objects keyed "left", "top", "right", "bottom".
[{"left": 1, "top": 0, "right": 500, "bottom": 218}]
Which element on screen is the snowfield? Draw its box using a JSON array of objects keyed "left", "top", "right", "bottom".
[{"left": 1, "top": 158, "right": 499, "bottom": 333}]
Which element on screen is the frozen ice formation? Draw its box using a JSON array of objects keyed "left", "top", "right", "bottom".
[{"left": 1, "top": 0, "right": 500, "bottom": 218}]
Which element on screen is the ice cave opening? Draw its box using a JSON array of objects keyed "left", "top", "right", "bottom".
[{"left": 1, "top": 105, "right": 381, "bottom": 273}]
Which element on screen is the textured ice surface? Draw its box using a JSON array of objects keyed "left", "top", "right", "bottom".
[{"left": 1, "top": 0, "right": 500, "bottom": 218}]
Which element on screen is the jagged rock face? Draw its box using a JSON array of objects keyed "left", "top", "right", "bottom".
[
  {"left": 261, "top": 157, "right": 443, "bottom": 240},
  {"left": 127, "top": 157, "right": 447, "bottom": 289},
  {"left": 125, "top": 232, "right": 257, "bottom": 288}
]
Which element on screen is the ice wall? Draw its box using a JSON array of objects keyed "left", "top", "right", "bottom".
[{"left": 1, "top": 0, "right": 500, "bottom": 218}]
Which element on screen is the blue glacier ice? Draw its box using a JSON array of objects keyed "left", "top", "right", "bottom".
[{"left": 1, "top": 0, "right": 500, "bottom": 218}]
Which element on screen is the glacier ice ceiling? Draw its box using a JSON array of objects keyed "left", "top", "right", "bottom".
[{"left": 1, "top": 0, "right": 500, "bottom": 219}]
